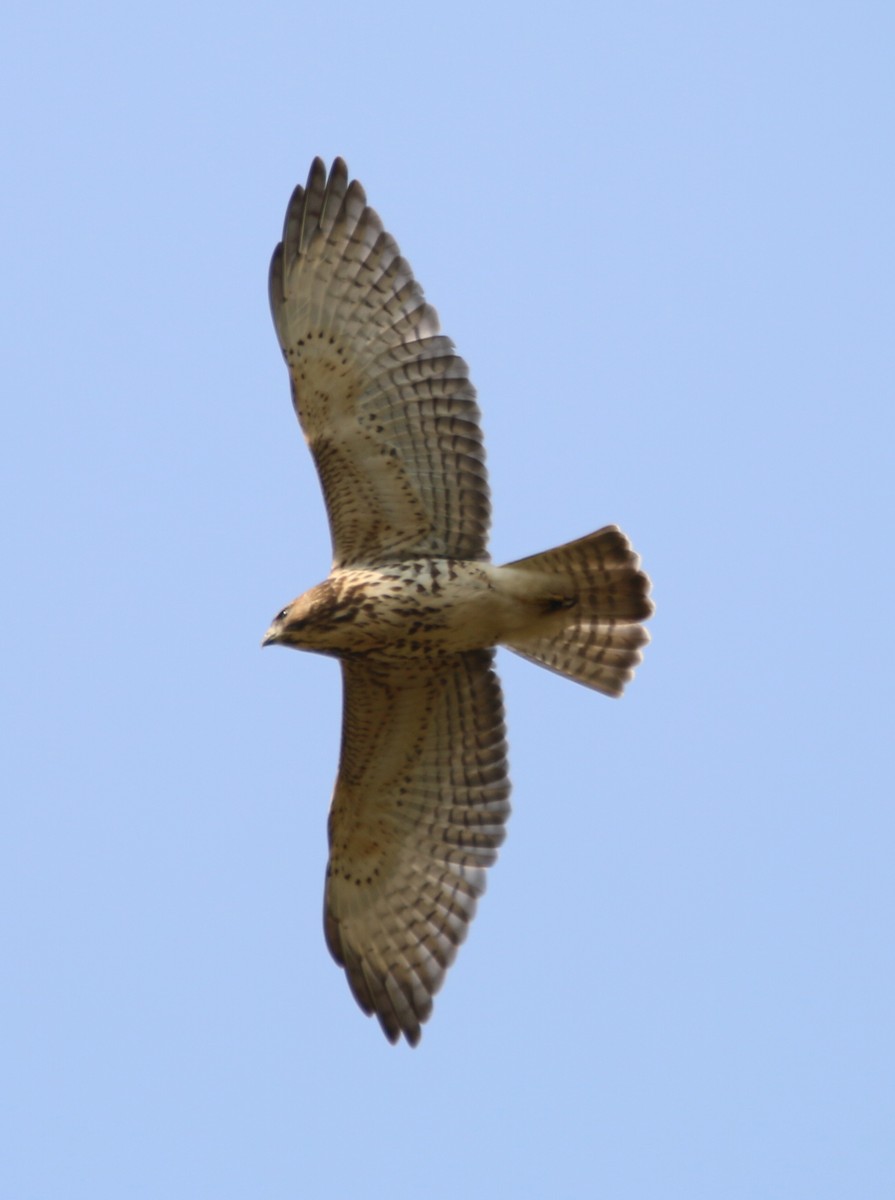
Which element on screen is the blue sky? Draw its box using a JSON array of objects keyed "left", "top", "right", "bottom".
[{"left": 3, "top": 3, "right": 893, "bottom": 1197}]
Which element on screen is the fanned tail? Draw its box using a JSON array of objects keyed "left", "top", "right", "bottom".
[{"left": 501, "top": 526, "right": 653, "bottom": 697}]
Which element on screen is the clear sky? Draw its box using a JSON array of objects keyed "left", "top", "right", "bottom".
[{"left": 3, "top": 3, "right": 893, "bottom": 1197}]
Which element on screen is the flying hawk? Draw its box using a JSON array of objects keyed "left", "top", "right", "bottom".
[{"left": 263, "top": 158, "right": 653, "bottom": 1045}]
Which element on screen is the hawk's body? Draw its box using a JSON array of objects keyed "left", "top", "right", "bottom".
[{"left": 263, "top": 158, "right": 653, "bottom": 1044}]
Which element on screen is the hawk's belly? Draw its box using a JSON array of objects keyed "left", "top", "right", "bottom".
[{"left": 301, "top": 560, "right": 539, "bottom": 661}]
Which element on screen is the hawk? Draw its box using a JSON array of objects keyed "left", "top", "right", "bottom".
[{"left": 263, "top": 158, "right": 653, "bottom": 1045}]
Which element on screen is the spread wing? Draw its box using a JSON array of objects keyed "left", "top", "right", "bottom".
[
  {"left": 269, "top": 157, "right": 491, "bottom": 568},
  {"left": 324, "top": 651, "right": 510, "bottom": 1045}
]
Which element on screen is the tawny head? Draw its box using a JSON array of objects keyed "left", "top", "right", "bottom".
[{"left": 261, "top": 579, "right": 347, "bottom": 652}]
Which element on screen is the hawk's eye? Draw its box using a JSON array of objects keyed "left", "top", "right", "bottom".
[{"left": 278, "top": 608, "right": 289, "bottom": 622}]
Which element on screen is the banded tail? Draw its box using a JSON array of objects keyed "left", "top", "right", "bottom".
[{"left": 501, "top": 526, "right": 653, "bottom": 698}]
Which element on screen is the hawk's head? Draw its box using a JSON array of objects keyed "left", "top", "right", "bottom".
[{"left": 261, "top": 577, "right": 360, "bottom": 656}]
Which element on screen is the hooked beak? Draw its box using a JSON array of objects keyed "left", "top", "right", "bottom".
[{"left": 261, "top": 626, "right": 280, "bottom": 648}]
